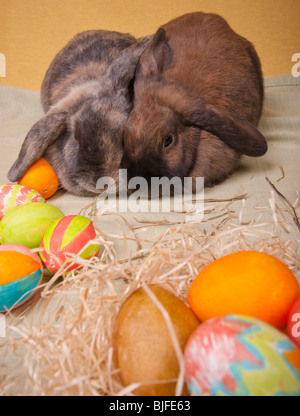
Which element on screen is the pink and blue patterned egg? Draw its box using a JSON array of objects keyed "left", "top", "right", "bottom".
[{"left": 184, "top": 314, "right": 300, "bottom": 396}]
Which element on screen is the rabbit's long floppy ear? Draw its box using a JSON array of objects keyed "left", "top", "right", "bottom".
[
  {"left": 108, "top": 35, "right": 154, "bottom": 88},
  {"left": 184, "top": 103, "right": 267, "bottom": 157},
  {"left": 8, "top": 110, "right": 67, "bottom": 182},
  {"left": 134, "top": 28, "right": 172, "bottom": 82},
  {"left": 163, "top": 87, "right": 267, "bottom": 157}
]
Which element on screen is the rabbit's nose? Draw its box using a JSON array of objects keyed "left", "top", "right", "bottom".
[{"left": 120, "top": 156, "right": 146, "bottom": 183}]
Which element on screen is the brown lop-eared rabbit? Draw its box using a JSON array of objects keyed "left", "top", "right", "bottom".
[
  {"left": 8, "top": 30, "right": 152, "bottom": 196},
  {"left": 122, "top": 12, "right": 267, "bottom": 190}
]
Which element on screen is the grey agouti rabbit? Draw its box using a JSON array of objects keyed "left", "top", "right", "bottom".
[
  {"left": 8, "top": 30, "right": 152, "bottom": 196},
  {"left": 122, "top": 12, "right": 267, "bottom": 189}
]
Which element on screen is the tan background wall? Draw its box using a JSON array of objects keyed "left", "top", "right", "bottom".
[{"left": 0, "top": 0, "right": 299, "bottom": 91}]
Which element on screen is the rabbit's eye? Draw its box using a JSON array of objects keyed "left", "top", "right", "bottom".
[{"left": 164, "top": 135, "right": 174, "bottom": 148}]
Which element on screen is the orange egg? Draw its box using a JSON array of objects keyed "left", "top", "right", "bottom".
[
  {"left": 0, "top": 250, "right": 40, "bottom": 285},
  {"left": 0, "top": 245, "right": 44, "bottom": 312},
  {"left": 18, "top": 158, "right": 59, "bottom": 199},
  {"left": 188, "top": 251, "right": 300, "bottom": 329}
]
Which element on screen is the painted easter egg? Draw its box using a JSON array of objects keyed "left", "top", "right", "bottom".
[
  {"left": 39, "top": 215, "right": 100, "bottom": 274},
  {"left": 0, "top": 184, "right": 45, "bottom": 220},
  {"left": 188, "top": 251, "right": 300, "bottom": 329},
  {"left": 287, "top": 297, "right": 300, "bottom": 348},
  {"left": 0, "top": 244, "right": 43, "bottom": 312},
  {"left": 18, "top": 158, "right": 59, "bottom": 199},
  {"left": 0, "top": 202, "right": 64, "bottom": 248},
  {"left": 184, "top": 314, "right": 300, "bottom": 396}
]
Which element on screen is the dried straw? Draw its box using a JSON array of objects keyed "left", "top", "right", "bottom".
[{"left": 0, "top": 181, "right": 299, "bottom": 396}]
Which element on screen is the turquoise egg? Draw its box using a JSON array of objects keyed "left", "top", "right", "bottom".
[{"left": 0, "top": 268, "right": 43, "bottom": 312}]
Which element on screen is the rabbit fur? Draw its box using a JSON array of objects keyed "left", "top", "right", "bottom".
[
  {"left": 8, "top": 30, "right": 152, "bottom": 196},
  {"left": 122, "top": 12, "right": 267, "bottom": 190}
]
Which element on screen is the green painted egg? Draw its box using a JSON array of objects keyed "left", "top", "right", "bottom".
[{"left": 0, "top": 202, "right": 64, "bottom": 248}]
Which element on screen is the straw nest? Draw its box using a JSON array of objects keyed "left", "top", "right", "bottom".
[{"left": 0, "top": 177, "right": 299, "bottom": 396}]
